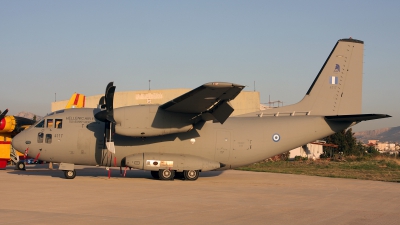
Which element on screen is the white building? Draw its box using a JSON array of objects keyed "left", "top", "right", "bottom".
[
  {"left": 52, "top": 88, "right": 261, "bottom": 116},
  {"left": 289, "top": 142, "right": 324, "bottom": 160},
  {"left": 368, "top": 140, "right": 397, "bottom": 153}
]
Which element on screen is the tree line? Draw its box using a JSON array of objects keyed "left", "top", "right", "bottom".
[{"left": 322, "top": 128, "right": 378, "bottom": 157}]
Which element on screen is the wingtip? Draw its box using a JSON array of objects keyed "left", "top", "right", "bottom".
[
  {"left": 377, "top": 114, "right": 392, "bottom": 118},
  {"left": 203, "top": 82, "right": 245, "bottom": 89}
]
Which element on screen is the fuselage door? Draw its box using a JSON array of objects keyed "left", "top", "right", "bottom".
[
  {"left": 215, "top": 130, "right": 231, "bottom": 164},
  {"left": 76, "top": 129, "right": 91, "bottom": 164}
]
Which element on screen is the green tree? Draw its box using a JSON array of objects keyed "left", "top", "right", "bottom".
[
  {"left": 323, "top": 128, "right": 359, "bottom": 157},
  {"left": 345, "top": 128, "right": 357, "bottom": 155}
]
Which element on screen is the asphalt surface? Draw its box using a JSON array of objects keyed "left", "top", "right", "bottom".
[{"left": 1, "top": 164, "right": 399, "bottom": 225}]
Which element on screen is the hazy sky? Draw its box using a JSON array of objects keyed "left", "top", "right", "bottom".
[{"left": 1, "top": 1, "right": 399, "bottom": 131}]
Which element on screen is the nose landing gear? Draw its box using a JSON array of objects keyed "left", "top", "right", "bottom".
[{"left": 16, "top": 161, "right": 26, "bottom": 170}]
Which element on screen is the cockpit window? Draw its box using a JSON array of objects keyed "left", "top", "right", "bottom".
[
  {"left": 46, "top": 119, "right": 53, "bottom": 128},
  {"left": 35, "top": 120, "right": 45, "bottom": 128},
  {"left": 55, "top": 119, "right": 63, "bottom": 129}
]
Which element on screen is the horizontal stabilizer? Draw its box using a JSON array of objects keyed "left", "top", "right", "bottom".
[{"left": 325, "top": 114, "right": 391, "bottom": 122}]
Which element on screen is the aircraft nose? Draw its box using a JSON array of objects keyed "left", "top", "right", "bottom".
[{"left": 12, "top": 131, "right": 27, "bottom": 152}]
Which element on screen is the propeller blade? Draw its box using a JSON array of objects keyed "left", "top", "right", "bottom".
[
  {"left": 94, "top": 110, "right": 107, "bottom": 122},
  {"left": 106, "top": 84, "right": 116, "bottom": 154},
  {"left": 105, "top": 86, "right": 116, "bottom": 123},
  {"left": 106, "top": 142, "right": 116, "bottom": 154},
  {"left": 104, "top": 81, "right": 114, "bottom": 109},
  {"left": 94, "top": 82, "right": 117, "bottom": 155},
  {"left": 0, "top": 109, "right": 8, "bottom": 121},
  {"left": 105, "top": 82, "right": 114, "bottom": 96},
  {"left": 94, "top": 82, "right": 115, "bottom": 122},
  {"left": 98, "top": 96, "right": 105, "bottom": 109},
  {"left": 105, "top": 121, "right": 115, "bottom": 153}
]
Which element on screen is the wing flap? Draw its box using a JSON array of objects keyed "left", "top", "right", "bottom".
[{"left": 199, "top": 100, "right": 234, "bottom": 124}]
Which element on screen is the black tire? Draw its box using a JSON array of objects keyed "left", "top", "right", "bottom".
[
  {"left": 150, "top": 171, "right": 159, "bottom": 179},
  {"left": 183, "top": 170, "right": 199, "bottom": 181},
  {"left": 16, "top": 161, "right": 25, "bottom": 170},
  {"left": 158, "top": 169, "right": 175, "bottom": 180},
  {"left": 64, "top": 170, "right": 76, "bottom": 179}
]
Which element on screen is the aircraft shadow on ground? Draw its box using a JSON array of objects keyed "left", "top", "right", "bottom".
[{"left": 5, "top": 164, "right": 224, "bottom": 180}]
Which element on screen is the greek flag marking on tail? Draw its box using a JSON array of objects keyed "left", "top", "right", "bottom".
[{"left": 330, "top": 76, "right": 338, "bottom": 85}]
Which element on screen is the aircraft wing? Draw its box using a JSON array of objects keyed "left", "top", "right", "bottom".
[
  {"left": 160, "top": 82, "right": 245, "bottom": 124},
  {"left": 325, "top": 114, "right": 391, "bottom": 122}
]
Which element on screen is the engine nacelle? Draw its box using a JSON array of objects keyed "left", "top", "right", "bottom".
[
  {"left": 114, "top": 105, "right": 194, "bottom": 137},
  {"left": 0, "top": 116, "right": 16, "bottom": 133},
  {"left": 0, "top": 116, "right": 35, "bottom": 133},
  {"left": 124, "top": 153, "right": 222, "bottom": 172}
]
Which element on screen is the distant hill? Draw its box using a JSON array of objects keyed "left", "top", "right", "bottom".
[
  {"left": 354, "top": 126, "right": 400, "bottom": 143},
  {"left": 15, "top": 111, "right": 43, "bottom": 122}
]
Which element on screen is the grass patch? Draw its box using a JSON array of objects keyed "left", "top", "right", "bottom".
[{"left": 237, "top": 158, "right": 400, "bottom": 182}]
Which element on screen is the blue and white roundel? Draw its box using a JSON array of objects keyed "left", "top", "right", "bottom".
[{"left": 272, "top": 133, "right": 280, "bottom": 142}]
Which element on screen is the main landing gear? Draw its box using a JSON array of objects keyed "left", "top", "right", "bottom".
[
  {"left": 59, "top": 167, "right": 199, "bottom": 180},
  {"left": 151, "top": 169, "right": 199, "bottom": 181},
  {"left": 183, "top": 170, "right": 200, "bottom": 181}
]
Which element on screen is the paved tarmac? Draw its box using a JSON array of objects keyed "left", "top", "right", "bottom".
[{"left": 0, "top": 164, "right": 399, "bottom": 225}]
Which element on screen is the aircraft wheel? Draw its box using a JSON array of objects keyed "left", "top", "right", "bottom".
[
  {"left": 183, "top": 170, "right": 199, "bottom": 181},
  {"left": 158, "top": 169, "right": 175, "bottom": 180},
  {"left": 16, "top": 161, "right": 25, "bottom": 170},
  {"left": 150, "top": 171, "right": 159, "bottom": 179},
  {"left": 64, "top": 170, "right": 76, "bottom": 179}
]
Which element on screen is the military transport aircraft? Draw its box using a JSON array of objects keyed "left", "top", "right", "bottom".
[{"left": 12, "top": 38, "right": 390, "bottom": 181}]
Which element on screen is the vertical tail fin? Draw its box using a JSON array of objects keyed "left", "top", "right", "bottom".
[
  {"left": 266, "top": 38, "right": 364, "bottom": 116},
  {"left": 65, "top": 93, "right": 86, "bottom": 109}
]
